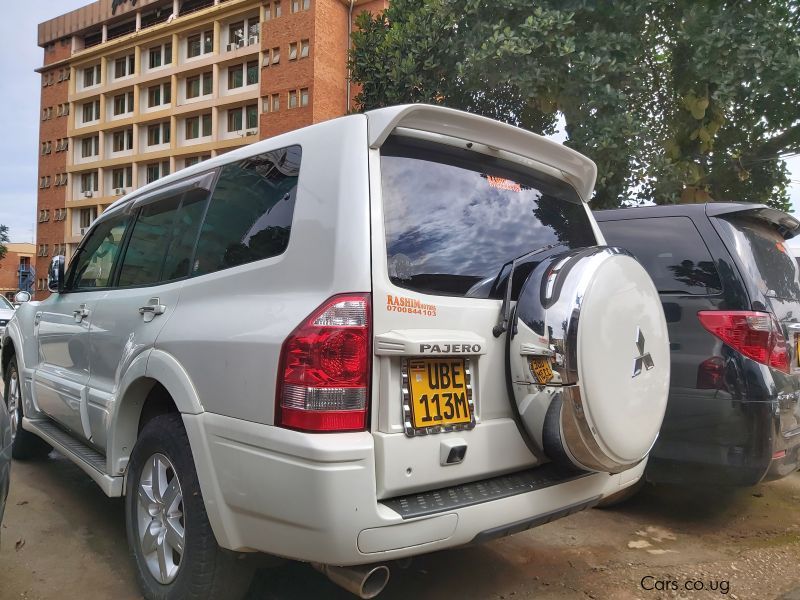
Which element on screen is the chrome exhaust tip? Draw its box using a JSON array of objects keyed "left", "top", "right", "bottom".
[{"left": 312, "top": 563, "right": 391, "bottom": 599}]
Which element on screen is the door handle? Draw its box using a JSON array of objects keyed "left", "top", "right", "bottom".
[
  {"left": 73, "top": 304, "right": 90, "bottom": 323},
  {"left": 139, "top": 298, "right": 166, "bottom": 323}
]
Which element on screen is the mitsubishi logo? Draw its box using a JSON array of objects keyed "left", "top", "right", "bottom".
[{"left": 632, "top": 327, "right": 654, "bottom": 378}]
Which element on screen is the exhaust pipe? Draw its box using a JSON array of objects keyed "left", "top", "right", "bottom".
[{"left": 312, "top": 563, "right": 390, "bottom": 599}]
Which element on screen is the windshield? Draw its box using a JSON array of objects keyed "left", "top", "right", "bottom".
[
  {"left": 380, "top": 136, "right": 596, "bottom": 298},
  {"left": 0, "top": 295, "right": 12, "bottom": 310}
]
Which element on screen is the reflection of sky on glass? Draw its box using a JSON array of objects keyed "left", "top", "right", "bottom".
[{"left": 382, "top": 156, "right": 564, "bottom": 278}]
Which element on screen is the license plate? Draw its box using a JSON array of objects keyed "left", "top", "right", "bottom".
[
  {"left": 530, "top": 357, "right": 554, "bottom": 384},
  {"left": 406, "top": 358, "right": 473, "bottom": 433}
]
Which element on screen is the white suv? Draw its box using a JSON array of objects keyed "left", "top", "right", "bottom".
[{"left": 2, "top": 105, "right": 669, "bottom": 600}]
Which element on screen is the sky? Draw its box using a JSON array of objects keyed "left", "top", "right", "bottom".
[{"left": 0, "top": 2, "right": 798, "bottom": 246}]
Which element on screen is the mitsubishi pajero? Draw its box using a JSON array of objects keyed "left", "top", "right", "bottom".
[{"left": 3, "top": 105, "right": 669, "bottom": 599}]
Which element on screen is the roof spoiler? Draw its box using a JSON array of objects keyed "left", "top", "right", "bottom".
[
  {"left": 706, "top": 203, "right": 800, "bottom": 240},
  {"left": 365, "top": 104, "right": 597, "bottom": 202}
]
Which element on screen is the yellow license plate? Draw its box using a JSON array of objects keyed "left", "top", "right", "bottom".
[
  {"left": 530, "top": 357, "right": 554, "bottom": 384},
  {"left": 407, "top": 358, "right": 472, "bottom": 431}
]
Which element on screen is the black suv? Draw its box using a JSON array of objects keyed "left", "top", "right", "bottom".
[{"left": 596, "top": 203, "right": 800, "bottom": 487}]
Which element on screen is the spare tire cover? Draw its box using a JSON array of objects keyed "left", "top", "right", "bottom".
[{"left": 508, "top": 246, "right": 669, "bottom": 473}]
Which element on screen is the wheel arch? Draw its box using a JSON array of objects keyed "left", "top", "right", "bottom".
[{"left": 109, "top": 349, "right": 204, "bottom": 484}]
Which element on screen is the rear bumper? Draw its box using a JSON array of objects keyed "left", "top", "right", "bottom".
[
  {"left": 184, "top": 412, "right": 643, "bottom": 565},
  {"left": 646, "top": 387, "right": 800, "bottom": 486}
]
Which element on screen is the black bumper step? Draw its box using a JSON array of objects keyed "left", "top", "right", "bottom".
[{"left": 380, "top": 463, "right": 589, "bottom": 520}]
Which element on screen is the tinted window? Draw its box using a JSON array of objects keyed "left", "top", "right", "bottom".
[
  {"left": 599, "top": 216, "right": 721, "bottom": 295},
  {"left": 714, "top": 216, "right": 800, "bottom": 300},
  {"left": 66, "top": 214, "right": 129, "bottom": 290},
  {"left": 162, "top": 190, "right": 208, "bottom": 280},
  {"left": 117, "top": 195, "right": 182, "bottom": 287},
  {"left": 381, "top": 136, "right": 596, "bottom": 298},
  {"left": 192, "top": 147, "right": 300, "bottom": 276}
]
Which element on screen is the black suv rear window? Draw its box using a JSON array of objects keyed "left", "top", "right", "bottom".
[
  {"left": 381, "top": 136, "right": 596, "bottom": 298},
  {"left": 713, "top": 216, "right": 800, "bottom": 300},
  {"left": 598, "top": 216, "right": 722, "bottom": 295}
]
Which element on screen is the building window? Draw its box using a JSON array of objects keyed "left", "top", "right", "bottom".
[
  {"left": 300, "top": 87, "right": 309, "bottom": 107},
  {"left": 113, "top": 91, "right": 135, "bottom": 116},
  {"left": 147, "top": 122, "right": 171, "bottom": 146},
  {"left": 83, "top": 65, "right": 101, "bottom": 88},
  {"left": 79, "top": 207, "right": 97, "bottom": 229},
  {"left": 146, "top": 161, "right": 170, "bottom": 184},
  {"left": 81, "top": 136, "right": 99, "bottom": 158},
  {"left": 228, "top": 64, "right": 244, "bottom": 90},
  {"left": 114, "top": 54, "right": 135, "bottom": 79},
  {"left": 82, "top": 100, "right": 100, "bottom": 124},
  {"left": 246, "top": 60, "right": 259, "bottom": 85},
  {"left": 289, "top": 42, "right": 298, "bottom": 60},
  {"left": 246, "top": 104, "right": 258, "bottom": 129},
  {"left": 147, "top": 82, "right": 171, "bottom": 108},
  {"left": 41, "top": 141, "right": 52, "bottom": 155},
  {"left": 185, "top": 113, "right": 212, "bottom": 140},
  {"left": 291, "top": 0, "right": 301, "bottom": 12},
  {"left": 227, "top": 108, "right": 243, "bottom": 132},
  {"left": 112, "top": 128, "right": 134, "bottom": 152},
  {"left": 300, "top": 39, "right": 309, "bottom": 58},
  {"left": 80, "top": 172, "right": 98, "bottom": 193},
  {"left": 270, "top": 47, "right": 280, "bottom": 65},
  {"left": 274, "top": 1, "right": 282, "bottom": 17},
  {"left": 187, "top": 30, "right": 214, "bottom": 59},
  {"left": 186, "top": 72, "right": 213, "bottom": 99},
  {"left": 272, "top": 93, "right": 280, "bottom": 112},
  {"left": 228, "top": 21, "right": 245, "bottom": 47},
  {"left": 184, "top": 154, "right": 211, "bottom": 168},
  {"left": 148, "top": 42, "right": 173, "bottom": 69},
  {"left": 288, "top": 90, "right": 298, "bottom": 109},
  {"left": 112, "top": 166, "right": 133, "bottom": 189},
  {"left": 304, "top": 0, "right": 310, "bottom": 8}
]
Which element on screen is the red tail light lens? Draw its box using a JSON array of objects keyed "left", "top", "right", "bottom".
[
  {"left": 697, "top": 311, "right": 790, "bottom": 374},
  {"left": 276, "top": 294, "right": 371, "bottom": 432}
]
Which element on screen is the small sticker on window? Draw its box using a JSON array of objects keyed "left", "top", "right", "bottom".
[{"left": 484, "top": 175, "right": 521, "bottom": 192}]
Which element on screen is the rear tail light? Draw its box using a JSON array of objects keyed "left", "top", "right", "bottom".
[
  {"left": 276, "top": 293, "right": 371, "bottom": 432},
  {"left": 697, "top": 311, "right": 790, "bottom": 374}
]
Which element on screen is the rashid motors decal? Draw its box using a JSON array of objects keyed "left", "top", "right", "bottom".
[{"left": 386, "top": 294, "right": 437, "bottom": 316}]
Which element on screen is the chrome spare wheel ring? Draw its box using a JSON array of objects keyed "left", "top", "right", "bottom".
[
  {"left": 137, "top": 453, "right": 185, "bottom": 584},
  {"left": 7, "top": 369, "right": 20, "bottom": 443}
]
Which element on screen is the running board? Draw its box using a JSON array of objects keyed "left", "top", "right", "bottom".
[{"left": 22, "top": 417, "right": 123, "bottom": 497}]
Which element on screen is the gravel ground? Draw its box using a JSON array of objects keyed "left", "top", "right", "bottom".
[{"left": 2, "top": 452, "right": 800, "bottom": 600}]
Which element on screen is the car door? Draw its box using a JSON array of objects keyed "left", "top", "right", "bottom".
[
  {"left": 86, "top": 178, "right": 212, "bottom": 452},
  {"left": 34, "top": 213, "right": 130, "bottom": 440}
]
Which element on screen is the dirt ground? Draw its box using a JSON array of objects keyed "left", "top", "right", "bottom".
[{"left": 2, "top": 453, "right": 800, "bottom": 600}]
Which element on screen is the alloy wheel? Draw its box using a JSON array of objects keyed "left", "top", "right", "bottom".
[{"left": 136, "top": 452, "right": 185, "bottom": 584}]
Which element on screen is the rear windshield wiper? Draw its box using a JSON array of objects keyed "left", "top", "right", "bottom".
[{"left": 492, "top": 242, "right": 566, "bottom": 338}]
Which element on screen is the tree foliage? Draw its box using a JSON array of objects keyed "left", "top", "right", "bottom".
[
  {"left": 350, "top": 0, "right": 800, "bottom": 210},
  {"left": 0, "top": 224, "right": 8, "bottom": 261}
]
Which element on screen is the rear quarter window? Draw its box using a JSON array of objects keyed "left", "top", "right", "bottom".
[
  {"left": 192, "top": 146, "right": 301, "bottom": 277},
  {"left": 713, "top": 216, "right": 800, "bottom": 300},
  {"left": 598, "top": 216, "right": 722, "bottom": 295}
]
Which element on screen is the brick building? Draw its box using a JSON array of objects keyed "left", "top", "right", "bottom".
[
  {"left": 0, "top": 244, "right": 36, "bottom": 300},
  {"left": 35, "top": 0, "right": 386, "bottom": 298}
]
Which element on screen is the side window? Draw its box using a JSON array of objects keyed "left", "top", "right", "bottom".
[
  {"left": 117, "top": 195, "right": 182, "bottom": 287},
  {"left": 599, "top": 216, "right": 722, "bottom": 295},
  {"left": 192, "top": 146, "right": 300, "bottom": 276},
  {"left": 66, "top": 214, "right": 129, "bottom": 290},
  {"left": 117, "top": 188, "right": 210, "bottom": 287}
]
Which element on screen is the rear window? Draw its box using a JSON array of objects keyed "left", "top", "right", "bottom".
[
  {"left": 380, "top": 136, "right": 596, "bottom": 298},
  {"left": 713, "top": 216, "right": 800, "bottom": 300},
  {"left": 598, "top": 216, "right": 722, "bottom": 295}
]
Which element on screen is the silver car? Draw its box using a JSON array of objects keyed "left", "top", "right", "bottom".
[
  {"left": 0, "top": 377, "right": 10, "bottom": 541},
  {"left": 0, "top": 295, "right": 14, "bottom": 338}
]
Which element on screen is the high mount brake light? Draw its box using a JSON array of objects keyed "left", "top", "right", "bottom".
[
  {"left": 276, "top": 294, "right": 371, "bottom": 432},
  {"left": 697, "top": 310, "right": 790, "bottom": 374}
]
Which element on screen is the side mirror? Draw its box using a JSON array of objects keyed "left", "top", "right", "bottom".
[
  {"left": 47, "top": 255, "right": 66, "bottom": 293},
  {"left": 13, "top": 291, "right": 31, "bottom": 304}
]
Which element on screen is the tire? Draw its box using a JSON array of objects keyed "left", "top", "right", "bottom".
[
  {"left": 3, "top": 356, "right": 52, "bottom": 460},
  {"left": 125, "top": 413, "right": 254, "bottom": 600},
  {"left": 595, "top": 479, "right": 645, "bottom": 509}
]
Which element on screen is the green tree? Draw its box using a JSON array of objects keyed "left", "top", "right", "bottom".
[
  {"left": 350, "top": 0, "right": 800, "bottom": 210},
  {"left": 0, "top": 224, "right": 8, "bottom": 261}
]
